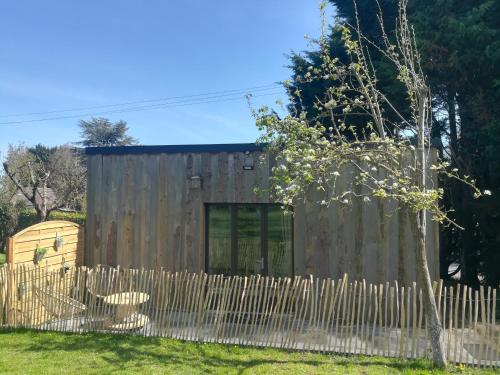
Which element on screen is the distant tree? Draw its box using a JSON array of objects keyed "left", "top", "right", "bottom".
[
  {"left": 2, "top": 144, "right": 86, "bottom": 222},
  {"left": 78, "top": 117, "right": 138, "bottom": 147}
]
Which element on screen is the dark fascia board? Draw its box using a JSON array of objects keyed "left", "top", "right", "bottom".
[{"left": 85, "top": 143, "right": 266, "bottom": 155}]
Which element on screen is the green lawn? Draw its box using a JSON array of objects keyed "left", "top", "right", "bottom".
[
  {"left": 0, "top": 330, "right": 495, "bottom": 374},
  {"left": 0, "top": 253, "right": 5, "bottom": 265}
]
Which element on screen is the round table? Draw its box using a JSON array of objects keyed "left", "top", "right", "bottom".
[{"left": 103, "top": 292, "right": 150, "bottom": 330}]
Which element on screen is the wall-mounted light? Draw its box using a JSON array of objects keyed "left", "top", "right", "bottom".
[
  {"left": 243, "top": 151, "right": 254, "bottom": 170},
  {"left": 190, "top": 175, "right": 202, "bottom": 189}
]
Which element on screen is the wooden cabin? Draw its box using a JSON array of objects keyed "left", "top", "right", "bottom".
[{"left": 85, "top": 143, "right": 439, "bottom": 284}]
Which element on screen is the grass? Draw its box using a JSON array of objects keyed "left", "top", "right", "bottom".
[
  {"left": 0, "top": 253, "right": 5, "bottom": 265},
  {"left": 0, "top": 329, "right": 496, "bottom": 374}
]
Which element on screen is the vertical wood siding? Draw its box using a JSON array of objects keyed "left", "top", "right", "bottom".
[{"left": 86, "top": 150, "right": 439, "bottom": 284}]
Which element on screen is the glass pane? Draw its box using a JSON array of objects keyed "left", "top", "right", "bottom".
[
  {"left": 236, "top": 205, "right": 261, "bottom": 276},
  {"left": 267, "top": 206, "right": 293, "bottom": 277},
  {"left": 207, "top": 205, "right": 231, "bottom": 275}
]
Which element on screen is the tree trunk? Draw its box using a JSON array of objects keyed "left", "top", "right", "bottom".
[
  {"left": 415, "top": 88, "right": 447, "bottom": 367},
  {"left": 35, "top": 205, "right": 48, "bottom": 222},
  {"left": 447, "top": 91, "right": 458, "bottom": 160},
  {"left": 35, "top": 182, "right": 49, "bottom": 222},
  {"left": 415, "top": 211, "right": 447, "bottom": 367}
]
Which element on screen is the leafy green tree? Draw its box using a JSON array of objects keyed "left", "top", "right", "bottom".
[
  {"left": 410, "top": 0, "right": 500, "bottom": 286},
  {"left": 287, "top": 0, "right": 500, "bottom": 286},
  {"left": 286, "top": 0, "right": 405, "bottom": 137},
  {"left": 78, "top": 117, "right": 138, "bottom": 147}
]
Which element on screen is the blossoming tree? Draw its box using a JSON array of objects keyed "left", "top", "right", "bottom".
[{"left": 252, "top": 0, "right": 488, "bottom": 367}]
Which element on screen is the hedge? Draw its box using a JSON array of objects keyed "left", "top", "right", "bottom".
[{"left": 16, "top": 209, "right": 86, "bottom": 231}]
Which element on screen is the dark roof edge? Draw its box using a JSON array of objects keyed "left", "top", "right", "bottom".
[{"left": 85, "top": 143, "right": 266, "bottom": 155}]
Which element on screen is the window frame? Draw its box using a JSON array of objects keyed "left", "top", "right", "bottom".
[{"left": 204, "top": 203, "right": 294, "bottom": 277}]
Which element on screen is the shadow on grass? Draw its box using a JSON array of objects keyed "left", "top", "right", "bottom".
[{"left": 0, "top": 328, "right": 435, "bottom": 374}]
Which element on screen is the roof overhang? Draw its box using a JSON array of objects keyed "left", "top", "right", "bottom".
[{"left": 85, "top": 143, "right": 266, "bottom": 155}]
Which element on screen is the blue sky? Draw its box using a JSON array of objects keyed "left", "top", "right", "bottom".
[{"left": 0, "top": 1, "right": 327, "bottom": 156}]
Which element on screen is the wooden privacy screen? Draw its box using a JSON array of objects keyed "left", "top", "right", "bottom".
[
  {"left": 4, "top": 221, "right": 84, "bottom": 325},
  {"left": 6, "top": 220, "right": 84, "bottom": 268}
]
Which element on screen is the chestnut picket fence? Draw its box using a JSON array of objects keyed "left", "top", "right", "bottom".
[{"left": 0, "top": 264, "right": 498, "bottom": 367}]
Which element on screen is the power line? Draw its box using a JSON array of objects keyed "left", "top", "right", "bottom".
[
  {"left": 0, "top": 83, "right": 282, "bottom": 119},
  {"left": 0, "top": 91, "right": 283, "bottom": 125}
]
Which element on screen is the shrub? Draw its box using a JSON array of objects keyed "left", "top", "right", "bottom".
[
  {"left": 0, "top": 200, "right": 21, "bottom": 251},
  {"left": 16, "top": 209, "right": 86, "bottom": 231}
]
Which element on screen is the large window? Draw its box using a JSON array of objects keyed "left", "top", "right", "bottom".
[{"left": 206, "top": 204, "right": 293, "bottom": 277}]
